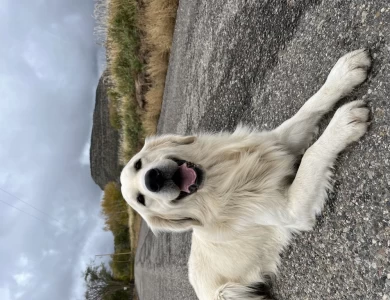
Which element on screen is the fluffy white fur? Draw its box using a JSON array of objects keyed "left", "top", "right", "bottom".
[{"left": 120, "top": 49, "right": 371, "bottom": 300}]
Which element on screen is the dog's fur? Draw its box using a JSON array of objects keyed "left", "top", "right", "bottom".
[{"left": 120, "top": 49, "right": 371, "bottom": 300}]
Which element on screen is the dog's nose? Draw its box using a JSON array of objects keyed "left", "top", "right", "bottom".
[{"left": 145, "top": 168, "right": 165, "bottom": 192}]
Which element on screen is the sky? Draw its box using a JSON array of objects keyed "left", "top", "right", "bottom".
[{"left": 0, "top": 1, "right": 114, "bottom": 299}]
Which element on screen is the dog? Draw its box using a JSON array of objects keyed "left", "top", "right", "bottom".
[{"left": 120, "top": 49, "right": 371, "bottom": 300}]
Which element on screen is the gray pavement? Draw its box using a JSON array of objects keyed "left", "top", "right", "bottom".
[{"left": 135, "top": 0, "right": 390, "bottom": 299}]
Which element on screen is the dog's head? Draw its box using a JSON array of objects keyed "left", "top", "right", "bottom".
[{"left": 120, "top": 134, "right": 207, "bottom": 233}]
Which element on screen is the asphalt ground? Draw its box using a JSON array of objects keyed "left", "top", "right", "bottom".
[{"left": 135, "top": 1, "right": 390, "bottom": 299}]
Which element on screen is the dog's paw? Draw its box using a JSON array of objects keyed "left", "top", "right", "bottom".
[
  {"left": 325, "top": 49, "right": 371, "bottom": 96},
  {"left": 322, "top": 100, "right": 370, "bottom": 153}
]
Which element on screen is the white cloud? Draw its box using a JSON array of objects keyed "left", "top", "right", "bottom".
[
  {"left": 22, "top": 42, "right": 45, "bottom": 79},
  {"left": 0, "top": 1, "right": 109, "bottom": 300},
  {"left": 76, "top": 210, "right": 88, "bottom": 226},
  {"left": 79, "top": 141, "right": 91, "bottom": 166},
  {"left": 64, "top": 14, "right": 82, "bottom": 25},
  {"left": 42, "top": 249, "right": 59, "bottom": 257},
  {"left": 17, "top": 254, "right": 29, "bottom": 268},
  {"left": 13, "top": 272, "right": 33, "bottom": 287},
  {"left": 14, "top": 291, "right": 25, "bottom": 299},
  {"left": 0, "top": 286, "right": 11, "bottom": 300}
]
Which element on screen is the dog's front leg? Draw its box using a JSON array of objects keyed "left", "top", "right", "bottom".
[
  {"left": 286, "top": 100, "right": 370, "bottom": 231},
  {"left": 274, "top": 49, "right": 371, "bottom": 155}
]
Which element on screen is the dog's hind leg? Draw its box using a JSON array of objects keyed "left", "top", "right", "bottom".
[
  {"left": 274, "top": 49, "right": 371, "bottom": 155},
  {"left": 286, "top": 100, "right": 370, "bottom": 230}
]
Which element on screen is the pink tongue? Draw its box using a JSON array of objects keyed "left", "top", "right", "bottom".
[{"left": 177, "top": 163, "right": 197, "bottom": 193}]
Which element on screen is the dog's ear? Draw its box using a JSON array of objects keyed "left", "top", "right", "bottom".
[
  {"left": 147, "top": 215, "right": 201, "bottom": 233},
  {"left": 144, "top": 135, "right": 196, "bottom": 149},
  {"left": 171, "top": 135, "right": 196, "bottom": 145}
]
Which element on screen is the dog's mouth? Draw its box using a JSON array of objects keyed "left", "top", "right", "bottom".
[{"left": 171, "top": 159, "right": 204, "bottom": 200}]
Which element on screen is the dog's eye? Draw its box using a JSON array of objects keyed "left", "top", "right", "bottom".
[
  {"left": 134, "top": 159, "right": 142, "bottom": 171},
  {"left": 137, "top": 194, "right": 145, "bottom": 206}
]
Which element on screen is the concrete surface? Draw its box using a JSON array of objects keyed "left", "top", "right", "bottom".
[{"left": 135, "top": 0, "right": 390, "bottom": 299}]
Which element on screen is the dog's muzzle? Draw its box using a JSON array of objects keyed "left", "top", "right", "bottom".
[{"left": 144, "top": 159, "right": 204, "bottom": 200}]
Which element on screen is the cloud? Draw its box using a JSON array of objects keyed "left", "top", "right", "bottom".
[
  {"left": 13, "top": 272, "right": 33, "bottom": 287},
  {"left": 70, "top": 214, "right": 114, "bottom": 300},
  {"left": 14, "top": 291, "right": 25, "bottom": 299},
  {"left": 0, "top": 286, "right": 11, "bottom": 300},
  {"left": 79, "top": 141, "right": 92, "bottom": 166},
  {"left": 17, "top": 255, "right": 29, "bottom": 268},
  {"left": 42, "top": 249, "right": 59, "bottom": 257},
  {"left": 0, "top": 0, "right": 111, "bottom": 300}
]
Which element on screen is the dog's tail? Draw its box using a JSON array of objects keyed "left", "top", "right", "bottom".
[{"left": 215, "top": 281, "right": 275, "bottom": 300}]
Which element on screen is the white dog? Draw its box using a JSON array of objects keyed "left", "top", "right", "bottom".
[{"left": 120, "top": 49, "right": 371, "bottom": 300}]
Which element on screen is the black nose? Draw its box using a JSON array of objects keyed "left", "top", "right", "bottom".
[{"left": 145, "top": 168, "right": 165, "bottom": 192}]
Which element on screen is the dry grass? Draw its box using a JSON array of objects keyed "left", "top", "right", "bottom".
[
  {"left": 140, "top": 0, "right": 179, "bottom": 134},
  {"left": 117, "top": 94, "right": 145, "bottom": 165},
  {"left": 122, "top": 2, "right": 178, "bottom": 281},
  {"left": 101, "top": 182, "right": 134, "bottom": 282},
  {"left": 94, "top": 0, "right": 179, "bottom": 293},
  {"left": 128, "top": 206, "right": 142, "bottom": 255},
  {"left": 96, "top": 0, "right": 144, "bottom": 164},
  {"left": 96, "top": 0, "right": 179, "bottom": 163},
  {"left": 127, "top": 206, "right": 141, "bottom": 285}
]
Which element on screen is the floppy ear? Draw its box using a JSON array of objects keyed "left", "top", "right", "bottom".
[
  {"left": 147, "top": 215, "right": 201, "bottom": 233},
  {"left": 144, "top": 135, "right": 196, "bottom": 149}
]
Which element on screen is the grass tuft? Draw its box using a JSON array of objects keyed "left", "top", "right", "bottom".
[
  {"left": 140, "top": 0, "right": 179, "bottom": 135},
  {"left": 94, "top": 1, "right": 179, "bottom": 297},
  {"left": 98, "top": 0, "right": 179, "bottom": 161}
]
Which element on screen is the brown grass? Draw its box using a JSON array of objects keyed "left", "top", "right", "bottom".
[
  {"left": 140, "top": 0, "right": 179, "bottom": 135},
  {"left": 102, "top": 0, "right": 179, "bottom": 256},
  {"left": 103, "top": 0, "right": 144, "bottom": 164},
  {"left": 98, "top": 0, "right": 179, "bottom": 163},
  {"left": 94, "top": 0, "right": 179, "bottom": 293},
  {"left": 128, "top": 206, "right": 142, "bottom": 255}
]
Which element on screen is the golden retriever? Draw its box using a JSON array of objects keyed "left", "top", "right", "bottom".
[{"left": 120, "top": 49, "right": 371, "bottom": 300}]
